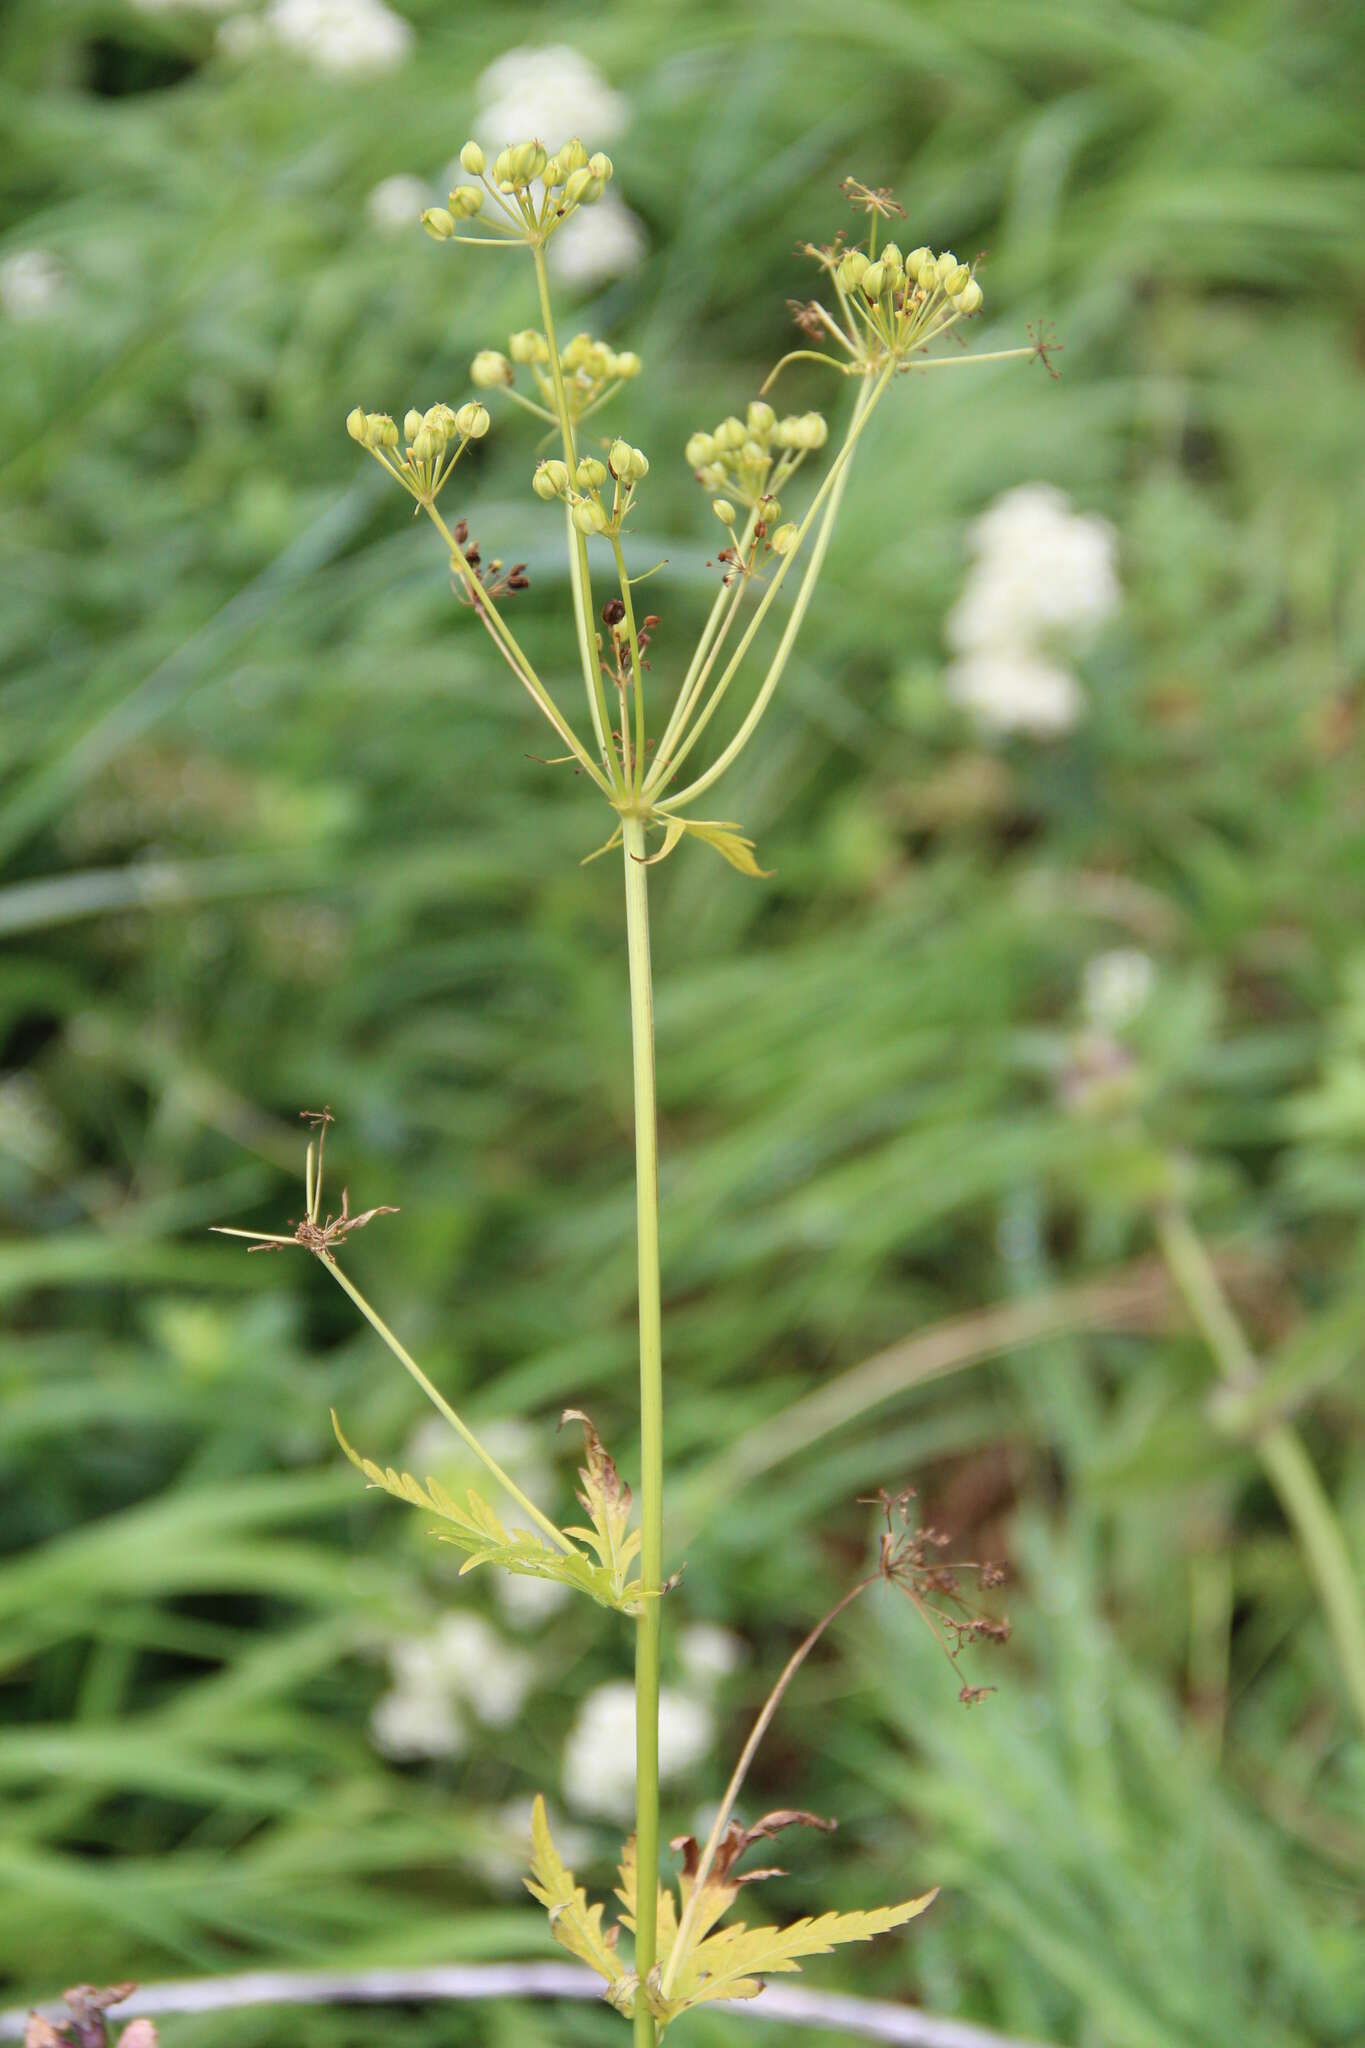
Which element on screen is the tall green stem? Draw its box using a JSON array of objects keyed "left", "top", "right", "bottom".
[
  {"left": 622, "top": 813, "right": 663, "bottom": 2044},
  {"left": 1155, "top": 1205, "right": 1365, "bottom": 1732}
]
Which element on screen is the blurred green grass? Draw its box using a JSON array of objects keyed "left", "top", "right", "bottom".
[{"left": 2, "top": 0, "right": 1365, "bottom": 2041}]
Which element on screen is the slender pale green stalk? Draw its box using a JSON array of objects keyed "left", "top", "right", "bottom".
[
  {"left": 421, "top": 501, "right": 610, "bottom": 792},
  {"left": 531, "top": 243, "right": 619, "bottom": 784},
  {"left": 646, "top": 362, "right": 892, "bottom": 805},
  {"left": 1155, "top": 1205, "right": 1365, "bottom": 1732},
  {"left": 650, "top": 506, "right": 760, "bottom": 778},
  {"left": 318, "top": 1252, "right": 575, "bottom": 1557},
  {"left": 621, "top": 813, "right": 664, "bottom": 2044}
]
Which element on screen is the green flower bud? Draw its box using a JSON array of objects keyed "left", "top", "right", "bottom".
[
  {"left": 614, "top": 350, "right": 642, "bottom": 380},
  {"left": 942, "top": 262, "right": 970, "bottom": 296},
  {"left": 492, "top": 147, "right": 515, "bottom": 189},
  {"left": 541, "top": 155, "right": 566, "bottom": 190},
  {"left": 935, "top": 250, "right": 959, "bottom": 281},
  {"left": 561, "top": 166, "right": 594, "bottom": 207},
  {"left": 906, "top": 246, "right": 932, "bottom": 274},
  {"left": 459, "top": 141, "right": 486, "bottom": 175},
  {"left": 509, "top": 329, "right": 549, "bottom": 364},
  {"left": 511, "top": 141, "right": 548, "bottom": 185},
  {"left": 770, "top": 522, "right": 799, "bottom": 555},
  {"left": 411, "top": 427, "right": 440, "bottom": 462},
  {"left": 447, "top": 185, "right": 484, "bottom": 220},
  {"left": 881, "top": 241, "right": 904, "bottom": 277},
  {"left": 716, "top": 416, "right": 747, "bottom": 450},
  {"left": 421, "top": 208, "right": 455, "bottom": 241},
  {"left": 956, "top": 277, "right": 983, "bottom": 314},
  {"left": 470, "top": 350, "right": 513, "bottom": 389},
  {"left": 403, "top": 408, "right": 424, "bottom": 442},
  {"left": 746, "top": 399, "right": 776, "bottom": 436},
  {"left": 741, "top": 439, "right": 768, "bottom": 468},
  {"left": 712, "top": 498, "right": 737, "bottom": 526},
  {"left": 862, "top": 260, "right": 886, "bottom": 299},
  {"left": 575, "top": 456, "right": 608, "bottom": 490},
  {"left": 572, "top": 498, "right": 608, "bottom": 535},
  {"left": 794, "top": 412, "right": 828, "bottom": 450},
  {"left": 698, "top": 463, "right": 727, "bottom": 490},
  {"left": 916, "top": 257, "right": 939, "bottom": 291},
  {"left": 455, "top": 402, "right": 490, "bottom": 440},
  {"left": 346, "top": 407, "right": 368, "bottom": 442},
  {"left": 587, "top": 152, "right": 613, "bottom": 183},
  {"left": 838, "top": 249, "right": 869, "bottom": 291},
  {"left": 366, "top": 412, "right": 399, "bottom": 449},
  {"left": 609, "top": 441, "right": 648, "bottom": 482},
  {"left": 532, "top": 459, "right": 570, "bottom": 501},
  {"left": 685, "top": 432, "right": 717, "bottom": 468},
  {"left": 559, "top": 139, "right": 589, "bottom": 173}
]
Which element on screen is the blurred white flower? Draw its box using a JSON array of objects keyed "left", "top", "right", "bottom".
[
  {"left": 678, "top": 1622, "right": 747, "bottom": 1688},
  {"left": 371, "top": 1609, "right": 535, "bottom": 1763},
  {"left": 549, "top": 189, "right": 647, "bottom": 288},
  {"left": 474, "top": 43, "right": 627, "bottom": 147},
  {"left": 390, "top": 1612, "right": 534, "bottom": 1728},
  {"left": 947, "top": 485, "right": 1119, "bottom": 654},
  {"left": 370, "top": 1683, "right": 465, "bottom": 1760},
  {"left": 1082, "top": 948, "right": 1155, "bottom": 1032},
  {"left": 944, "top": 648, "right": 1084, "bottom": 738},
  {"left": 0, "top": 250, "right": 67, "bottom": 322},
  {"left": 563, "top": 1679, "right": 714, "bottom": 1819},
  {"left": 367, "top": 173, "right": 430, "bottom": 234},
  {"left": 221, "top": 0, "right": 414, "bottom": 74}
]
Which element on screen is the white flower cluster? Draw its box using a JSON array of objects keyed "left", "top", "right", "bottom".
[
  {"left": 471, "top": 46, "right": 644, "bottom": 288},
  {"left": 1082, "top": 947, "right": 1155, "bottom": 1032},
  {"left": 562, "top": 1678, "right": 714, "bottom": 1820},
  {"left": 0, "top": 249, "right": 67, "bottom": 321},
  {"left": 944, "top": 484, "right": 1119, "bottom": 738},
  {"left": 218, "top": 0, "right": 413, "bottom": 75},
  {"left": 370, "top": 1611, "right": 535, "bottom": 1761}
]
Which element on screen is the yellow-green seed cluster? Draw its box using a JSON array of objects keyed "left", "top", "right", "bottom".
[
  {"left": 470, "top": 327, "right": 641, "bottom": 426},
  {"left": 422, "top": 137, "right": 615, "bottom": 246},
  {"left": 346, "top": 400, "right": 489, "bottom": 503},
  {"left": 532, "top": 437, "right": 650, "bottom": 537},
  {"left": 684, "top": 400, "right": 828, "bottom": 510},
  {"left": 838, "top": 242, "right": 983, "bottom": 349}
]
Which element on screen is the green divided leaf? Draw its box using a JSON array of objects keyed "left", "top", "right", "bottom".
[
  {"left": 658, "top": 1891, "right": 938, "bottom": 2014},
  {"left": 331, "top": 1410, "right": 646, "bottom": 1614},
  {"left": 526, "top": 1795, "right": 631, "bottom": 2002}
]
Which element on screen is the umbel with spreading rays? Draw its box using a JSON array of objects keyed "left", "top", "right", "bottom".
[{"left": 218, "top": 140, "right": 1036, "bottom": 2039}]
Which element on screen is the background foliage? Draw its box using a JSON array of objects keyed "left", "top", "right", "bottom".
[{"left": 3, "top": 1, "right": 1365, "bottom": 2042}]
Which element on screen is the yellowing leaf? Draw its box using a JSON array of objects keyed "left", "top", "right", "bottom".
[
  {"left": 678, "top": 817, "right": 772, "bottom": 878},
  {"left": 641, "top": 817, "right": 688, "bottom": 866},
  {"left": 526, "top": 1795, "right": 629, "bottom": 1999},
  {"left": 561, "top": 1409, "right": 642, "bottom": 1605},
  {"left": 660, "top": 1892, "right": 938, "bottom": 2018}
]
